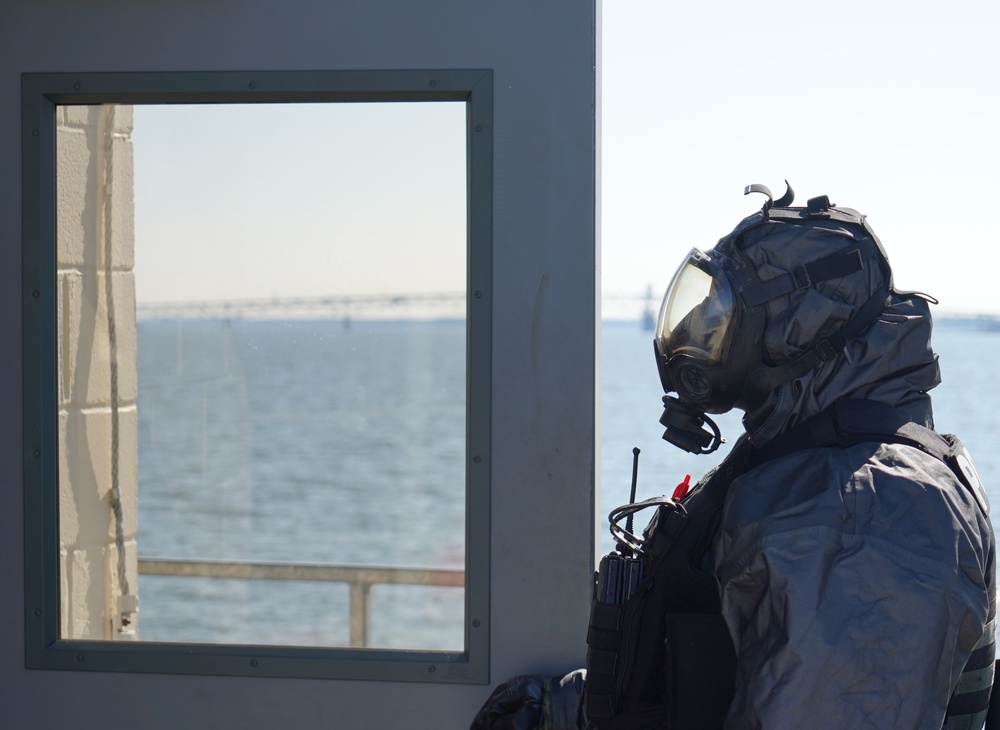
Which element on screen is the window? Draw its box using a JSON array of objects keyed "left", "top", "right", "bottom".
[{"left": 24, "top": 70, "right": 493, "bottom": 683}]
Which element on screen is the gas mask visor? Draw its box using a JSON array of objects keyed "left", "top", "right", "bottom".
[{"left": 653, "top": 248, "right": 736, "bottom": 395}]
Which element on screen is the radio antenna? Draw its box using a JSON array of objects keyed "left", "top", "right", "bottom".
[{"left": 625, "top": 447, "right": 640, "bottom": 537}]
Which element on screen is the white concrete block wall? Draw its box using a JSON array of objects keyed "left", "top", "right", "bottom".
[{"left": 56, "top": 105, "right": 138, "bottom": 640}]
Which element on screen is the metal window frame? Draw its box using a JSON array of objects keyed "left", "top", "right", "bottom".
[{"left": 22, "top": 69, "right": 493, "bottom": 684}]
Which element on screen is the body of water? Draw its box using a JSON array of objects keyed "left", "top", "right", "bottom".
[{"left": 136, "top": 319, "right": 467, "bottom": 649}]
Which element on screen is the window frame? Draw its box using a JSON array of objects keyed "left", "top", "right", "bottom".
[{"left": 22, "top": 69, "right": 493, "bottom": 684}]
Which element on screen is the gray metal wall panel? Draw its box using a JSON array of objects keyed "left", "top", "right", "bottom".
[{"left": 0, "top": 1, "right": 598, "bottom": 727}]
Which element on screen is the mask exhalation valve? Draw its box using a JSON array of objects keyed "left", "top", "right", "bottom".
[{"left": 659, "top": 395, "right": 725, "bottom": 455}]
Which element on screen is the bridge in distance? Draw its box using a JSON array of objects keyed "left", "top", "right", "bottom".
[{"left": 136, "top": 291, "right": 656, "bottom": 321}]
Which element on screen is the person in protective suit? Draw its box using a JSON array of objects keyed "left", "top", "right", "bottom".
[{"left": 470, "top": 184, "right": 996, "bottom": 730}]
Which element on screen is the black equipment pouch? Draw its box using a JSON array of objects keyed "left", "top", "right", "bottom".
[{"left": 584, "top": 440, "right": 752, "bottom": 729}]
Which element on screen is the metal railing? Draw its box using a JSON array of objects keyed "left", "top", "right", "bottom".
[{"left": 138, "top": 557, "right": 465, "bottom": 648}]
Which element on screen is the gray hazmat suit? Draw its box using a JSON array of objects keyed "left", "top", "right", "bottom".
[{"left": 712, "top": 239, "right": 996, "bottom": 729}]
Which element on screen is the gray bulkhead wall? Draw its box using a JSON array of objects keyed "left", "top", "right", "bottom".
[{"left": 0, "top": 1, "right": 599, "bottom": 728}]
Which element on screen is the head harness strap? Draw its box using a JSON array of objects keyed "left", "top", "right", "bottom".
[{"left": 739, "top": 243, "right": 873, "bottom": 309}]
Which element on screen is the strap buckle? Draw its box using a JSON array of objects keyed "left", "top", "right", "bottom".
[{"left": 814, "top": 339, "right": 839, "bottom": 361}]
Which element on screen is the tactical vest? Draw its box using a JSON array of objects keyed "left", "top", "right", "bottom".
[{"left": 585, "top": 399, "right": 995, "bottom": 730}]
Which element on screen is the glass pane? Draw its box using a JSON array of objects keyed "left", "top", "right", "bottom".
[{"left": 56, "top": 102, "right": 467, "bottom": 650}]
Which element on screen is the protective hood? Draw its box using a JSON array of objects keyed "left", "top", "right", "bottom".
[
  {"left": 726, "top": 214, "right": 942, "bottom": 445},
  {"left": 743, "top": 289, "right": 940, "bottom": 445}
]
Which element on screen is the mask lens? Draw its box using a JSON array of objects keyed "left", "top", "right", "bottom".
[{"left": 655, "top": 250, "right": 735, "bottom": 364}]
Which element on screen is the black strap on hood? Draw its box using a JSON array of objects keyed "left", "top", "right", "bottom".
[
  {"left": 747, "top": 282, "right": 892, "bottom": 395},
  {"left": 744, "top": 181, "right": 796, "bottom": 209},
  {"left": 739, "top": 241, "right": 873, "bottom": 309}
]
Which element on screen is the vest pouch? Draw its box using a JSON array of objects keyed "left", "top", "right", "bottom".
[
  {"left": 585, "top": 441, "right": 752, "bottom": 730},
  {"left": 664, "top": 612, "right": 736, "bottom": 729},
  {"left": 585, "top": 578, "right": 670, "bottom": 730}
]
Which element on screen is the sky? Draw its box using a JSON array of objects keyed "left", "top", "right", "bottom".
[
  {"left": 128, "top": 0, "right": 999, "bottom": 315},
  {"left": 131, "top": 102, "right": 467, "bottom": 305},
  {"left": 600, "top": 0, "right": 1000, "bottom": 316}
]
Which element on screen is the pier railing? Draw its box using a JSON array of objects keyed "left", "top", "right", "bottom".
[{"left": 138, "top": 557, "right": 465, "bottom": 648}]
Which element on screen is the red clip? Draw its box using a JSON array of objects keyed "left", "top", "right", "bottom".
[{"left": 672, "top": 474, "right": 692, "bottom": 501}]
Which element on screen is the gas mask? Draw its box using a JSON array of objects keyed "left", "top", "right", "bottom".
[
  {"left": 653, "top": 183, "right": 894, "bottom": 454},
  {"left": 653, "top": 246, "right": 764, "bottom": 454}
]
